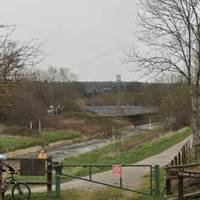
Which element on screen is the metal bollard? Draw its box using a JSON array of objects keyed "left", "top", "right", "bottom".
[
  {"left": 47, "top": 157, "right": 53, "bottom": 198},
  {"left": 154, "top": 165, "right": 160, "bottom": 198},
  {"left": 55, "top": 164, "right": 62, "bottom": 199}
]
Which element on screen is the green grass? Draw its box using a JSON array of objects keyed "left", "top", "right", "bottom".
[
  {"left": 64, "top": 127, "right": 162, "bottom": 164},
  {"left": 9, "top": 127, "right": 191, "bottom": 186},
  {"left": 13, "top": 127, "right": 163, "bottom": 183},
  {"left": 0, "top": 130, "right": 81, "bottom": 152},
  {"left": 5, "top": 188, "right": 133, "bottom": 200},
  {"left": 5, "top": 128, "right": 192, "bottom": 200},
  {"left": 62, "top": 128, "right": 191, "bottom": 177},
  {"left": 134, "top": 168, "right": 166, "bottom": 200},
  {"left": 40, "top": 130, "right": 81, "bottom": 143},
  {"left": 3, "top": 169, "right": 165, "bottom": 200}
]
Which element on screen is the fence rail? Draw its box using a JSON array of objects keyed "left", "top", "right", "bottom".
[
  {"left": 169, "top": 140, "right": 191, "bottom": 167},
  {"left": 53, "top": 163, "right": 161, "bottom": 199},
  {"left": 164, "top": 139, "right": 200, "bottom": 200}
]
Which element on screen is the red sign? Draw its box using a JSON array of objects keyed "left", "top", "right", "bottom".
[{"left": 112, "top": 165, "right": 122, "bottom": 177}]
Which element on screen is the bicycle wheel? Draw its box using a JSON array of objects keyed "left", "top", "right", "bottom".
[{"left": 11, "top": 183, "right": 31, "bottom": 200}]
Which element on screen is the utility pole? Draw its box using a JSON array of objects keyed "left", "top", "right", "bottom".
[
  {"left": 116, "top": 74, "right": 121, "bottom": 113},
  {"left": 112, "top": 74, "right": 122, "bottom": 142}
]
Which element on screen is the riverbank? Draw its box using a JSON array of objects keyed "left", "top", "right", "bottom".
[
  {"left": 15, "top": 127, "right": 190, "bottom": 184},
  {"left": 0, "top": 129, "right": 81, "bottom": 153},
  {"left": 15, "top": 128, "right": 192, "bottom": 200},
  {"left": 0, "top": 112, "right": 131, "bottom": 154},
  {"left": 4, "top": 125, "right": 136, "bottom": 158},
  {"left": 62, "top": 127, "right": 191, "bottom": 177}
]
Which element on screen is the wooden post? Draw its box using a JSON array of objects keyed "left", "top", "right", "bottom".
[
  {"left": 174, "top": 156, "right": 178, "bottom": 166},
  {"left": 182, "top": 146, "right": 186, "bottom": 164},
  {"left": 38, "top": 120, "right": 42, "bottom": 133},
  {"left": 166, "top": 169, "right": 172, "bottom": 195},
  {"left": 188, "top": 140, "right": 191, "bottom": 149},
  {"left": 178, "top": 152, "right": 181, "bottom": 165},
  {"left": 185, "top": 143, "right": 189, "bottom": 163},
  {"left": 149, "top": 119, "right": 152, "bottom": 129},
  {"left": 178, "top": 175, "right": 184, "bottom": 200},
  {"left": 188, "top": 141, "right": 191, "bottom": 163},
  {"left": 112, "top": 134, "right": 116, "bottom": 142},
  {"left": 166, "top": 178, "right": 172, "bottom": 195},
  {"left": 30, "top": 121, "right": 33, "bottom": 130},
  {"left": 171, "top": 160, "right": 174, "bottom": 167},
  {"left": 181, "top": 147, "right": 184, "bottom": 164},
  {"left": 47, "top": 157, "right": 52, "bottom": 198}
]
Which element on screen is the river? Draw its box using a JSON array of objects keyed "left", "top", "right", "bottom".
[{"left": 22, "top": 124, "right": 156, "bottom": 162}]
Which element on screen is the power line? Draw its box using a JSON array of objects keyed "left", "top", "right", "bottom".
[{"left": 69, "top": 43, "right": 129, "bottom": 70}]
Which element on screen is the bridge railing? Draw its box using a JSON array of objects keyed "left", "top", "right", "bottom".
[{"left": 85, "top": 106, "right": 159, "bottom": 117}]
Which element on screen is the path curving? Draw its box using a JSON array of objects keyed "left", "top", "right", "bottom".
[{"left": 31, "top": 134, "right": 192, "bottom": 193}]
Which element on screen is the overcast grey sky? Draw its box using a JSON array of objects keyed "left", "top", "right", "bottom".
[{"left": 0, "top": 0, "right": 140, "bottom": 81}]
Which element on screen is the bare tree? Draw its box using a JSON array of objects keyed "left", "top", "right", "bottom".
[
  {"left": 0, "top": 29, "right": 43, "bottom": 81},
  {"left": 0, "top": 26, "right": 44, "bottom": 124},
  {"left": 47, "top": 66, "right": 58, "bottom": 83},
  {"left": 46, "top": 66, "right": 78, "bottom": 113},
  {"left": 47, "top": 66, "right": 77, "bottom": 83},
  {"left": 128, "top": 0, "right": 200, "bottom": 156}
]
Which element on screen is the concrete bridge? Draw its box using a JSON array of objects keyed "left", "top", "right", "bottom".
[{"left": 85, "top": 106, "right": 159, "bottom": 117}]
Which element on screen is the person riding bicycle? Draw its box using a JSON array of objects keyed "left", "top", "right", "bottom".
[
  {"left": 0, "top": 155, "right": 31, "bottom": 199},
  {"left": 0, "top": 154, "right": 15, "bottom": 197},
  {"left": 2, "top": 164, "right": 15, "bottom": 198}
]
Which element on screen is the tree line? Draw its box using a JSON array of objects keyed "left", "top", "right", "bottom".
[
  {"left": 128, "top": 0, "right": 200, "bottom": 157},
  {"left": 0, "top": 22, "right": 192, "bottom": 137},
  {"left": 0, "top": 26, "right": 85, "bottom": 126}
]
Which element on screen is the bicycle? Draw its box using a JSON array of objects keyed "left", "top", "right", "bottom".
[{"left": 2, "top": 164, "right": 31, "bottom": 200}]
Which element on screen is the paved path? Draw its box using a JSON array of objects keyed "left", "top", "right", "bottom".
[{"left": 31, "top": 134, "right": 192, "bottom": 193}]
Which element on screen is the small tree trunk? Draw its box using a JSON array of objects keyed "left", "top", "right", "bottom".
[
  {"left": 191, "top": 89, "right": 200, "bottom": 158},
  {"left": 38, "top": 120, "right": 42, "bottom": 133},
  {"left": 30, "top": 121, "right": 33, "bottom": 130}
]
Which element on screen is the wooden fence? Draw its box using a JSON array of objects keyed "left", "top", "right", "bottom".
[
  {"left": 164, "top": 139, "right": 200, "bottom": 199},
  {"left": 165, "top": 163, "right": 200, "bottom": 200},
  {"left": 169, "top": 140, "right": 191, "bottom": 167}
]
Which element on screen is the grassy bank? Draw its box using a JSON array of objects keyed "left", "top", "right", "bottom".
[
  {"left": 0, "top": 115, "right": 131, "bottom": 153},
  {"left": 16, "top": 127, "right": 191, "bottom": 184},
  {"left": 62, "top": 128, "right": 191, "bottom": 177},
  {"left": 0, "top": 130, "right": 81, "bottom": 152},
  {"left": 8, "top": 128, "right": 191, "bottom": 200}
]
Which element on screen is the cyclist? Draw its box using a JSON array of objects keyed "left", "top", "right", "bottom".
[
  {"left": 2, "top": 164, "right": 16, "bottom": 198},
  {"left": 0, "top": 154, "right": 14, "bottom": 197},
  {"left": 0, "top": 156, "right": 31, "bottom": 199}
]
